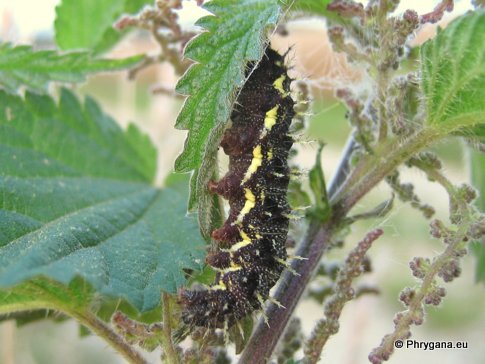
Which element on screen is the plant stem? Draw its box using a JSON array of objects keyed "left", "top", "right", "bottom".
[
  {"left": 304, "top": 229, "right": 384, "bottom": 364},
  {"left": 239, "top": 219, "right": 337, "bottom": 364},
  {"left": 333, "top": 128, "right": 442, "bottom": 210},
  {"left": 161, "top": 293, "right": 180, "bottom": 364},
  {"left": 327, "top": 133, "right": 358, "bottom": 198},
  {"left": 72, "top": 311, "right": 148, "bottom": 364},
  {"left": 239, "top": 127, "right": 445, "bottom": 364},
  {"left": 1, "top": 280, "right": 146, "bottom": 363},
  {"left": 376, "top": 0, "right": 390, "bottom": 142},
  {"left": 370, "top": 221, "right": 469, "bottom": 362}
]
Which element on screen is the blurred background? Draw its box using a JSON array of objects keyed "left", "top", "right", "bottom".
[{"left": 1, "top": 1, "right": 484, "bottom": 363}]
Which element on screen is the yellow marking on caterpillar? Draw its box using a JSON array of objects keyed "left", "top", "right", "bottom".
[
  {"left": 229, "top": 230, "right": 253, "bottom": 252},
  {"left": 219, "top": 263, "right": 243, "bottom": 274},
  {"left": 240, "top": 230, "right": 251, "bottom": 242},
  {"left": 237, "top": 188, "right": 256, "bottom": 221},
  {"left": 267, "top": 149, "right": 273, "bottom": 160},
  {"left": 264, "top": 106, "right": 279, "bottom": 131},
  {"left": 241, "top": 145, "right": 263, "bottom": 184},
  {"left": 211, "top": 279, "right": 227, "bottom": 290},
  {"left": 230, "top": 240, "right": 251, "bottom": 252},
  {"left": 273, "top": 75, "right": 286, "bottom": 94}
]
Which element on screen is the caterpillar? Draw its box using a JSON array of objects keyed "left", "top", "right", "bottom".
[{"left": 179, "top": 46, "right": 295, "bottom": 329}]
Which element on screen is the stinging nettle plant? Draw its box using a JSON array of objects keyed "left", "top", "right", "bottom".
[{"left": 0, "top": 0, "right": 484, "bottom": 363}]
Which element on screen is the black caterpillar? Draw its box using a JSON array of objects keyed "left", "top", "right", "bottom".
[{"left": 179, "top": 47, "right": 295, "bottom": 329}]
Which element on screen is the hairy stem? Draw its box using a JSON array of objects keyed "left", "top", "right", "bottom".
[
  {"left": 0, "top": 305, "right": 147, "bottom": 364},
  {"left": 333, "top": 128, "right": 442, "bottom": 210},
  {"left": 369, "top": 222, "right": 469, "bottom": 362},
  {"left": 161, "top": 293, "right": 180, "bottom": 364},
  {"left": 72, "top": 311, "right": 148, "bottom": 364},
  {"left": 369, "top": 152, "right": 477, "bottom": 363},
  {"left": 304, "top": 229, "right": 384, "bottom": 364},
  {"left": 376, "top": 0, "right": 390, "bottom": 142},
  {"left": 239, "top": 126, "right": 445, "bottom": 364}
]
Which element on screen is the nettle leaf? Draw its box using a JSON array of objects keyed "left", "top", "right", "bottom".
[
  {"left": 174, "top": 0, "right": 280, "bottom": 172},
  {"left": 0, "top": 277, "right": 94, "bottom": 315},
  {"left": 55, "top": 0, "right": 152, "bottom": 53},
  {"left": 421, "top": 10, "right": 485, "bottom": 132},
  {"left": 0, "top": 43, "right": 143, "bottom": 95},
  {"left": 0, "top": 89, "right": 205, "bottom": 312},
  {"left": 308, "top": 144, "right": 330, "bottom": 220},
  {"left": 288, "top": 0, "right": 334, "bottom": 17},
  {"left": 173, "top": 0, "right": 280, "bottom": 236},
  {"left": 471, "top": 241, "right": 485, "bottom": 283}
]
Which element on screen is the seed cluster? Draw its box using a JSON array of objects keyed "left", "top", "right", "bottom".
[{"left": 180, "top": 47, "right": 295, "bottom": 328}]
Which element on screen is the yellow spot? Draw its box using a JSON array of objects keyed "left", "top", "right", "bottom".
[
  {"left": 267, "top": 149, "right": 273, "bottom": 160},
  {"left": 264, "top": 106, "right": 279, "bottom": 131},
  {"left": 237, "top": 188, "right": 256, "bottom": 222},
  {"left": 241, "top": 146, "right": 263, "bottom": 184},
  {"left": 230, "top": 240, "right": 251, "bottom": 252},
  {"left": 240, "top": 230, "right": 251, "bottom": 242},
  {"left": 273, "top": 75, "right": 286, "bottom": 94},
  {"left": 220, "top": 263, "right": 242, "bottom": 273},
  {"left": 211, "top": 279, "right": 227, "bottom": 290},
  {"left": 230, "top": 230, "right": 253, "bottom": 252}
]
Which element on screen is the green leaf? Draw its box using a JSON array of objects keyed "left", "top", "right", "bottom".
[
  {"left": 230, "top": 315, "right": 253, "bottom": 354},
  {"left": 55, "top": 0, "right": 152, "bottom": 53},
  {"left": 471, "top": 242, "right": 485, "bottom": 283},
  {"left": 174, "top": 0, "right": 280, "bottom": 172},
  {"left": 288, "top": 180, "right": 311, "bottom": 210},
  {"left": 0, "top": 89, "right": 205, "bottom": 312},
  {"left": 0, "top": 278, "right": 95, "bottom": 322},
  {"left": 286, "top": 0, "right": 333, "bottom": 17},
  {"left": 308, "top": 144, "right": 331, "bottom": 220},
  {"left": 0, "top": 43, "right": 143, "bottom": 95},
  {"left": 0, "top": 277, "right": 94, "bottom": 315},
  {"left": 469, "top": 148, "right": 485, "bottom": 283},
  {"left": 421, "top": 10, "right": 485, "bottom": 132},
  {"left": 173, "top": 0, "right": 280, "bottom": 237}
]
